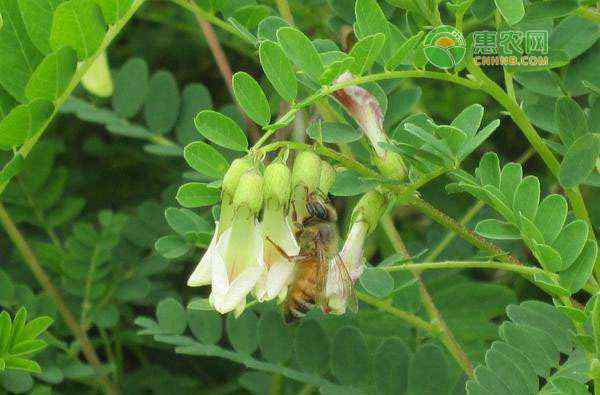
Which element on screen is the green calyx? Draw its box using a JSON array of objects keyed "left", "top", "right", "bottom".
[
  {"left": 374, "top": 151, "right": 407, "bottom": 181},
  {"left": 292, "top": 150, "right": 321, "bottom": 192},
  {"left": 264, "top": 161, "right": 292, "bottom": 209},
  {"left": 352, "top": 190, "right": 387, "bottom": 233},
  {"left": 233, "top": 170, "right": 264, "bottom": 215},
  {"left": 319, "top": 161, "right": 336, "bottom": 195},
  {"left": 222, "top": 157, "right": 253, "bottom": 199}
]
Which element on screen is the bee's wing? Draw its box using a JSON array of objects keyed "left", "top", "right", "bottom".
[
  {"left": 329, "top": 254, "right": 358, "bottom": 313},
  {"left": 314, "top": 244, "right": 329, "bottom": 311}
]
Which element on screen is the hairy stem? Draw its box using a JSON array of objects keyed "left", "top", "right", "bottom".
[
  {"left": 380, "top": 215, "right": 474, "bottom": 378},
  {"left": 384, "top": 260, "right": 546, "bottom": 276},
  {"left": 0, "top": 203, "right": 119, "bottom": 395}
]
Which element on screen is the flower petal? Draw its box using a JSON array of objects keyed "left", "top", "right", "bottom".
[
  {"left": 188, "top": 223, "right": 221, "bottom": 287},
  {"left": 265, "top": 261, "right": 295, "bottom": 300},
  {"left": 212, "top": 265, "right": 264, "bottom": 313}
]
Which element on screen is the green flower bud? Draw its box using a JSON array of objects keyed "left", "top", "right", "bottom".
[
  {"left": 222, "top": 157, "right": 253, "bottom": 199},
  {"left": 374, "top": 151, "right": 407, "bottom": 181},
  {"left": 319, "top": 161, "right": 336, "bottom": 195},
  {"left": 292, "top": 150, "right": 321, "bottom": 192},
  {"left": 233, "top": 170, "right": 264, "bottom": 214},
  {"left": 263, "top": 161, "right": 292, "bottom": 209},
  {"left": 351, "top": 190, "right": 387, "bottom": 233}
]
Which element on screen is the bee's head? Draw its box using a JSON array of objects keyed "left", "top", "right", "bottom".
[{"left": 305, "top": 197, "right": 337, "bottom": 223}]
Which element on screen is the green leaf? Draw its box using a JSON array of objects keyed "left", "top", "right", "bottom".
[
  {"left": 373, "top": 338, "right": 409, "bottom": 395},
  {"left": 17, "top": 0, "right": 61, "bottom": 54},
  {"left": 513, "top": 175, "right": 540, "bottom": 220},
  {"left": 408, "top": 344, "right": 448, "bottom": 395},
  {"left": 513, "top": 71, "right": 562, "bottom": 97},
  {"left": 20, "top": 317, "right": 52, "bottom": 341},
  {"left": 165, "top": 207, "right": 211, "bottom": 237},
  {"left": 156, "top": 298, "right": 187, "bottom": 335},
  {"left": 232, "top": 72, "right": 270, "bottom": 126},
  {"left": 91, "top": 304, "right": 119, "bottom": 328},
  {"left": 226, "top": 311, "right": 258, "bottom": 354},
  {"left": 385, "top": 31, "right": 424, "bottom": 71},
  {"left": 259, "top": 40, "right": 297, "bottom": 102},
  {"left": 294, "top": 320, "right": 330, "bottom": 374},
  {"left": 475, "top": 219, "right": 520, "bottom": 240},
  {"left": 0, "top": 269, "right": 15, "bottom": 304},
  {"left": 330, "top": 170, "right": 378, "bottom": 196},
  {"left": 50, "top": 0, "right": 107, "bottom": 61},
  {"left": 533, "top": 243, "right": 563, "bottom": 272},
  {"left": 550, "top": 16, "right": 600, "bottom": 60},
  {"left": 93, "top": 0, "right": 133, "bottom": 24},
  {"left": 144, "top": 71, "right": 180, "bottom": 135},
  {"left": 552, "top": 220, "right": 589, "bottom": 269},
  {"left": 452, "top": 104, "right": 484, "bottom": 136},
  {"left": 533, "top": 272, "right": 570, "bottom": 297},
  {"left": 25, "top": 47, "right": 77, "bottom": 102},
  {"left": 0, "top": 100, "right": 54, "bottom": 149},
  {"left": 348, "top": 33, "right": 385, "bottom": 76},
  {"left": 359, "top": 267, "right": 394, "bottom": 298},
  {"left": 0, "top": 0, "right": 43, "bottom": 102},
  {"left": 534, "top": 194, "right": 568, "bottom": 245},
  {"left": 435, "top": 126, "right": 467, "bottom": 156},
  {"left": 354, "top": 0, "right": 392, "bottom": 59},
  {"left": 494, "top": 0, "right": 524, "bottom": 24},
  {"left": 257, "top": 16, "right": 289, "bottom": 42},
  {"left": 555, "top": 97, "right": 589, "bottom": 146},
  {"left": 4, "top": 358, "right": 41, "bottom": 374},
  {"left": 257, "top": 311, "right": 291, "bottom": 363},
  {"left": 155, "top": 235, "right": 189, "bottom": 259},
  {"left": 111, "top": 57, "right": 148, "bottom": 118},
  {"left": 524, "top": 0, "right": 578, "bottom": 20},
  {"left": 10, "top": 339, "right": 46, "bottom": 357},
  {"left": 277, "top": 27, "right": 324, "bottom": 82},
  {"left": 187, "top": 308, "right": 222, "bottom": 345},
  {"left": 475, "top": 152, "right": 500, "bottom": 188},
  {"left": 194, "top": 110, "right": 248, "bottom": 151},
  {"left": 176, "top": 183, "right": 219, "bottom": 208},
  {"left": 558, "top": 133, "right": 599, "bottom": 188},
  {"left": 330, "top": 326, "right": 369, "bottom": 385},
  {"left": 0, "top": 311, "right": 12, "bottom": 353},
  {"left": 560, "top": 241, "right": 597, "bottom": 293},
  {"left": 306, "top": 121, "right": 361, "bottom": 143},
  {"left": 176, "top": 83, "right": 212, "bottom": 145},
  {"left": 183, "top": 141, "right": 228, "bottom": 179},
  {"left": 499, "top": 163, "right": 522, "bottom": 208}
]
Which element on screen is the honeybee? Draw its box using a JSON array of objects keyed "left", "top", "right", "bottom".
[{"left": 271, "top": 192, "right": 358, "bottom": 324}]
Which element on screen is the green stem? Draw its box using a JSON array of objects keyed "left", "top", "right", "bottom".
[
  {"left": 384, "top": 260, "right": 546, "bottom": 277},
  {"left": 275, "top": 0, "right": 295, "bottom": 25},
  {"left": 409, "top": 196, "right": 524, "bottom": 266},
  {"left": 356, "top": 291, "right": 437, "bottom": 333},
  {"left": 0, "top": 0, "right": 146, "bottom": 197}
]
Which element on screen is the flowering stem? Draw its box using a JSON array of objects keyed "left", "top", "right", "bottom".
[
  {"left": 384, "top": 260, "right": 546, "bottom": 276},
  {"left": 380, "top": 214, "right": 475, "bottom": 378},
  {"left": 0, "top": 203, "right": 119, "bottom": 395}
]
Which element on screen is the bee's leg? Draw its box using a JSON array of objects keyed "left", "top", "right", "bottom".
[{"left": 265, "top": 236, "right": 294, "bottom": 260}]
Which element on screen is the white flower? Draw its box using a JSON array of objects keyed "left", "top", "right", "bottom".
[
  {"left": 326, "top": 220, "right": 369, "bottom": 314},
  {"left": 254, "top": 208, "right": 299, "bottom": 301},
  {"left": 187, "top": 168, "right": 265, "bottom": 315}
]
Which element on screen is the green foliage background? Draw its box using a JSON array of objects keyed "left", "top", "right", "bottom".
[{"left": 0, "top": 0, "right": 598, "bottom": 394}]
